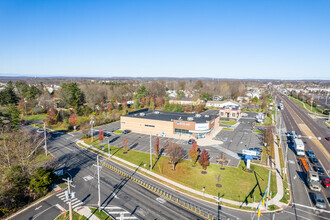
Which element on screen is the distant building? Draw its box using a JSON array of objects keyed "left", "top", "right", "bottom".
[
  {"left": 169, "top": 98, "right": 201, "bottom": 106},
  {"left": 236, "top": 96, "right": 249, "bottom": 103},
  {"left": 219, "top": 106, "right": 241, "bottom": 119},
  {"left": 213, "top": 95, "right": 223, "bottom": 101},
  {"left": 206, "top": 100, "right": 240, "bottom": 108}
]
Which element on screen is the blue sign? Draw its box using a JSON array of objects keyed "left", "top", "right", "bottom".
[
  {"left": 245, "top": 155, "right": 254, "bottom": 160},
  {"left": 177, "top": 122, "right": 180, "bottom": 125}
]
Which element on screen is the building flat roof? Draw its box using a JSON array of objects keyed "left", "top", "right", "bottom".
[{"left": 123, "top": 109, "right": 219, "bottom": 123}]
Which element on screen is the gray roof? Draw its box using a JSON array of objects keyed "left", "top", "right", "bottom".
[{"left": 124, "top": 109, "right": 218, "bottom": 123}]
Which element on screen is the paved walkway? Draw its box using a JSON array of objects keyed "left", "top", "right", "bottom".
[
  {"left": 75, "top": 206, "right": 99, "bottom": 220},
  {"left": 77, "top": 137, "right": 288, "bottom": 211}
]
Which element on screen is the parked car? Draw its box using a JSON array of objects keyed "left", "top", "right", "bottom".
[
  {"left": 253, "top": 147, "right": 263, "bottom": 153},
  {"left": 253, "top": 155, "right": 261, "bottom": 161},
  {"left": 326, "top": 137, "right": 330, "bottom": 141},
  {"left": 36, "top": 129, "right": 44, "bottom": 133},
  {"left": 104, "top": 132, "right": 111, "bottom": 137},
  {"left": 122, "top": 130, "right": 130, "bottom": 134},
  {"left": 306, "top": 150, "right": 315, "bottom": 157},
  {"left": 312, "top": 193, "right": 326, "bottom": 209},
  {"left": 313, "top": 166, "right": 326, "bottom": 176},
  {"left": 310, "top": 157, "right": 319, "bottom": 165},
  {"left": 320, "top": 176, "right": 330, "bottom": 188},
  {"left": 188, "top": 139, "right": 195, "bottom": 144}
]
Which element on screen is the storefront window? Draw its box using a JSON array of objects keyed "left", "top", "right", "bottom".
[
  {"left": 232, "top": 113, "right": 235, "bottom": 117},
  {"left": 174, "top": 128, "right": 192, "bottom": 136}
]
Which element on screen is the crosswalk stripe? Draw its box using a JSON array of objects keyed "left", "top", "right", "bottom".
[
  {"left": 115, "top": 217, "right": 138, "bottom": 220},
  {"left": 58, "top": 194, "right": 66, "bottom": 199},
  {"left": 66, "top": 199, "right": 79, "bottom": 205},
  {"left": 57, "top": 191, "right": 66, "bottom": 196},
  {"left": 72, "top": 202, "right": 83, "bottom": 209},
  {"left": 109, "top": 211, "right": 130, "bottom": 214},
  {"left": 106, "top": 207, "right": 122, "bottom": 210}
]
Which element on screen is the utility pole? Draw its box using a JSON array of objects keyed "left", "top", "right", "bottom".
[
  {"left": 93, "top": 155, "right": 102, "bottom": 212},
  {"left": 43, "top": 120, "right": 48, "bottom": 156},
  {"left": 150, "top": 134, "right": 152, "bottom": 171},
  {"left": 63, "top": 178, "right": 75, "bottom": 220},
  {"left": 311, "top": 93, "right": 313, "bottom": 111},
  {"left": 90, "top": 116, "right": 95, "bottom": 143},
  {"left": 251, "top": 170, "right": 271, "bottom": 220},
  {"left": 108, "top": 139, "right": 111, "bottom": 158}
]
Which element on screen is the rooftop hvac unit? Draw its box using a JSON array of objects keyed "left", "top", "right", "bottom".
[
  {"left": 154, "top": 111, "right": 160, "bottom": 114},
  {"left": 139, "top": 113, "right": 146, "bottom": 116},
  {"left": 187, "top": 117, "right": 194, "bottom": 121},
  {"left": 195, "top": 114, "right": 201, "bottom": 118},
  {"left": 205, "top": 115, "right": 209, "bottom": 118}
]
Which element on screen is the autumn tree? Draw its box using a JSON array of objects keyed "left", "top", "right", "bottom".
[
  {"left": 99, "top": 129, "right": 104, "bottom": 141},
  {"left": 189, "top": 141, "right": 199, "bottom": 166},
  {"left": 47, "top": 108, "right": 57, "bottom": 125},
  {"left": 199, "top": 150, "right": 210, "bottom": 173},
  {"left": 141, "top": 96, "right": 146, "bottom": 107},
  {"left": 107, "top": 103, "right": 112, "bottom": 112},
  {"left": 154, "top": 137, "right": 160, "bottom": 156},
  {"left": 123, "top": 138, "right": 128, "bottom": 153},
  {"left": 69, "top": 113, "right": 78, "bottom": 129},
  {"left": 165, "top": 142, "right": 185, "bottom": 171}
]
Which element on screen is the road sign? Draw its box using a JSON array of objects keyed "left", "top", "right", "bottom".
[
  {"left": 245, "top": 155, "right": 254, "bottom": 160},
  {"left": 242, "top": 149, "right": 257, "bottom": 156}
]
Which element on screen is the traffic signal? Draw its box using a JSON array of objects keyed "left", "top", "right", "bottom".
[{"left": 257, "top": 209, "right": 261, "bottom": 217}]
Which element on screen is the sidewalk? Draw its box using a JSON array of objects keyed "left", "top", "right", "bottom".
[
  {"left": 75, "top": 206, "right": 99, "bottom": 220},
  {"left": 77, "top": 139, "right": 288, "bottom": 211}
]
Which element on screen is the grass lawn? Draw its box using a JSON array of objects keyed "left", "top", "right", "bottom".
[
  {"left": 220, "top": 120, "right": 237, "bottom": 126},
  {"left": 290, "top": 96, "right": 325, "bottom": 115},
  {"left": 32, "top": 150, "right": 52, "bottom": 165},
  {"left": 114, "top": 130, "right": 124, "bottom": 134},
  {"left": 55, "top": 211, "right": 87, "bottom": 220},
  {"left": 324, "top": 121, "right": 330, "bottom": 128},
  {"left": 222, "top": 127, "right": 234, "bottom": 131},
  {"left": 87, "top": 140, "right": 277, "bottom": 203},
  {"left": 89, "top": 208, "right": 113, "bottom": 220},
  {"left": 253, "top": 129, "right": 264, "bottom": 134},
  {"left": 264, "top": 117, "right": 272, "bottom": 125},
  {"left": 23, "top": 114, "right": 47, "bottom": 123},
  {"left": 83, "top": 137, "right": 101, "bottom": 146}
]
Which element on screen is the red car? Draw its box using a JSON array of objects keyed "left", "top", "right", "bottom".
[
  {"left": 320, "top": 176, "right": 330, "bottom": 188},
  {"left": 325, "top": 137, "right": 330, "bottom": 141}
]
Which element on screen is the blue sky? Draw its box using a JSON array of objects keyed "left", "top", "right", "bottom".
[{"left": 0, "top": 0, "right": 329, "bottom": 79}]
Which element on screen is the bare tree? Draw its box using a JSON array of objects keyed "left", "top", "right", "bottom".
[{"left": 165, "top": 142, "right": 185, "bottom": 171}]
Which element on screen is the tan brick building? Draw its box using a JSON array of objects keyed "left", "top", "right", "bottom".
[{"left": 120, "top": 109, "right": 220, "bottom": 139}]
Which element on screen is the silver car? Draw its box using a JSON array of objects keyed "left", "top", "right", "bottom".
[{"left": 313, "top": 193, "right": 326, "bottom": 209}]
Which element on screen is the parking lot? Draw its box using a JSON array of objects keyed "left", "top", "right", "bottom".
[
  {"left": 91, "top": 112, "right": 263, "bottom": 168},
  {"left": 215, "top": 112, "right": 264, "bottom": 154}
]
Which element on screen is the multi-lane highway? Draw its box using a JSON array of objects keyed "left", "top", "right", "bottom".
[{"left": 275, "top": 92, "right": 330, "bottom": 219}]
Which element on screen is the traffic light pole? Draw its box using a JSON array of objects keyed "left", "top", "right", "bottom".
[{"left": 251, "top": 170, "right": 271, "bottom": 220}]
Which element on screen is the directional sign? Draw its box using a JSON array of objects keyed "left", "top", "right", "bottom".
[
  {"left": 242, "top": 149, "right": 257, "bottom": 156},
  {"left": 245, "top": 155, "right": 254, "bottom": 160}
]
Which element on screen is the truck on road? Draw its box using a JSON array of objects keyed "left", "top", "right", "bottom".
[
  {"left": 293, "top": 138, "right": 305, "bottom": 156},
  {"left": 298, "top": 158, "right": 321, "bottom": 192}
]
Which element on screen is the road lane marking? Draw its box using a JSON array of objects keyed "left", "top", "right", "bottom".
[
  {"left": 83, "top": 175, "right": 94, "bottom": 181},
  {"left": 293, "top": 203, "right": 330, "bottom": 214},
  {"left": 55, "top": 204, "right": 65, "bottom": 212},
  {"left": 156, "top": 197, "right": 167, "bottom": 204},
  {"left": 35, "top": 205, "right": 42, "bottom": 210},
  {"left": 65, "top": 146, "right": 73, "bottom": 151}
]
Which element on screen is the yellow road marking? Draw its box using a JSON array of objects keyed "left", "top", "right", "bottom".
[{"left": 65, "top": 146, "right": 73, "bottom": 151}]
